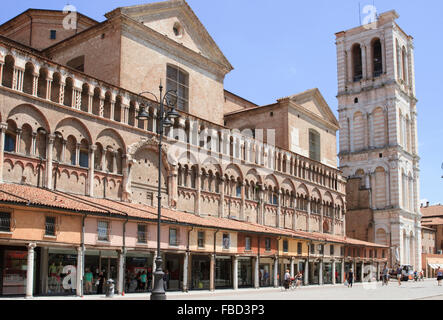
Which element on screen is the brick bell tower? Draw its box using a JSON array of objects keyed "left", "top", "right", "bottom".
[{"left": 335, "top": 10, "right": 421, "bottom": 269}]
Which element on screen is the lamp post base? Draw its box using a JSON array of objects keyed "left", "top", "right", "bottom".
[{"left": 150, "top": 256, "right": 166, "bottom": 300}]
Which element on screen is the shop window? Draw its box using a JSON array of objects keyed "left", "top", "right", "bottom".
[
  {"left": 265, "top": 238, "right": 271, "bottom": 251},
  {"left": 223, "top": 233, "right": 230, "bottom": 250},
  {"left": 97, "top": 221, "right": 110, "bottom": 242},
  {"left": 283, "top": 240, "right": 289, "bottom": 253},
  {"left": 169, "top": 228, "right": 178, "bottom": 246},
  {"left": 137, "top": 224, "right": 147, "bottom": 244},
  {"left": 0, "top": 212, "right": 11, "bottom": 232},
  {"left": 198, "top": 231, "right": 205, "bottom": 248},
  {"left": 297, "top": 243, "right": 302, "bottom": 255},
  {"left": 45, "top": 216, "right": 57, "bottom": 236},
  {"left": 245, "top": 237, "right": 251, "bottom": 251},
  {"left": 330, "top": 245, "right": 335, "bottom": 256}
]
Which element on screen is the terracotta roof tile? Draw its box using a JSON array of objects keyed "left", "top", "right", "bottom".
[
  {"left": 421, "top": 205, "right": 443, "bottom": 218},
  {"left": 0, "top": 183, "right": 386, "bottom": 248}
]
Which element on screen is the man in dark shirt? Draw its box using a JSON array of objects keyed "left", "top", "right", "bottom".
[{"left": 347, "top": 269, "right": 354, "bottom": 288}]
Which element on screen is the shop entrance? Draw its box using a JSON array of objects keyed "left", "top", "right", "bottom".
[
  {"left": 215, "top": 256, "right": 232, "bottom": 289},
  {"left": 356, "top": 262, "right": 363, "bottom": 282},
  {"left": 238, "top": 258, "right": 253, "bottom": 288},
  {"left": 259, "top": 262, "right": 273, "bottom": 287},
  {"left": 191, "top": 255, "right": 210, "bottom": 290},
  {"left": 323, "top": 262, "right": 333, "bottom": 285},
  {"left": 100, "top": 257, "right": 118, "bottom": 281},
  {"left": 309, "top": 262, "right": 320, "bottom": 285},
  {"left": 164, "top": 253, "right": 183, "bottom": 291}
]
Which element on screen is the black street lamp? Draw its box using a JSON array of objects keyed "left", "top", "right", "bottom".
[{"left": 136, "top": 82, "right": 180, "bottom": 300}]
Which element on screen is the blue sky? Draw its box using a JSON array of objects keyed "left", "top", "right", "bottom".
[{"left": 1, "top": 0, "right": 442, "bottom": 204}]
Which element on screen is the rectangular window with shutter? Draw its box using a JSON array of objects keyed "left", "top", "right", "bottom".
[
  {"left": 137, "top": 224, "right": 147, "bottom": 244},
  {"left": 309, "top": 130, "right": 321, "bottom": 162},
  {"left": 169, "top": 228, "right": 178, "bottom": 246},
  {"left": 97, "top": 221, "right": 109, "bottom": 242},
  {"left": 0, "top": 212, "right": 11, "bottom": 232},
  {"left": 166, "top": 65, "right": 189, "bottom": 112},
  {"left": 297, "top": 243, "right": 302, "bottom": 255},
  {"left": 45, "top": 216, "right": 56, "bottom": 236},
  {"left": 198, "top": 231, "right": 205, "bottom": 248}
]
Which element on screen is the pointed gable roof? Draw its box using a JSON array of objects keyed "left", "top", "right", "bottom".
[
  {"left": 279, "top": 88, "right": 339, "bottom": 130},
  {"left": 107, "top": 0, "right": 233, "bottom": 72}
]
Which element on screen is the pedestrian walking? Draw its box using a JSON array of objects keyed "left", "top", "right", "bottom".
[
  {"left": 296, "top": 271, "right": 303, "bottom": 288},
  {"left": 284, "top": 269, "right": 291, "bottom": 290},
  {"left": 382, "top": 266, "right": 389, "bottom": 286},
  {"left": 347, "top": 269, "right": 354, "bottom": 288},
  {"left": 397, "top": 266, "right": 402, "bottom": 286},
  {"left": 96, "top": 272, "right": 106, "bottom": 294},
  {"left": 437, "top": 268, "right": 443, "bottom": 286},
  {"left": 84, "top": 268, "right": 93, "bottom": 294}
]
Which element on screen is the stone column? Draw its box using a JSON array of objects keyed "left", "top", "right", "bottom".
[
  {"left": 99, "top": 96, "right": 105, "bottom": 118},
  {"left": 45, "top": 76, "right": 53, "bottom": 101},
  {"left": 273, "top": 257, "right": 278, "bottom": 288},
  {"left": 15, "top": 129, "right": 22, "bottom": 153},
  {"left": 319, "top": 259, "right": 324, "bottom": 286},
  {"left": 26, "top": 243, "right": 37, "bottom": 298},
  {"left": 110, "top": 99, "right": 116, "bottom": 121},
  {"left": 13, "top": 67, "right": 24, "bottom": 91},
  {"left": 118, "top": 250, "right": 125, "bottom": 295},
  {"left": 0, "top": 62, "right": 3, "bottom": 85},
  {"left": 32, "top": 73, "right": 39, "bottom": 96},
  {"left": 0, "top": 123, "right": 8, "bottom": 183},
  {"left": 259, "top": 185, "right": 265, "bottom": 225},
  {"left": 210, "top": 254, "right": 215, "bottom": 292},
  {"left": 304, "top": 259, "right": 309, "bottom": 285},
  {"left": 76, "top": 246, "right": 83, "bottom": 296},
  {"left": 341, "top": 260, "right": 345, "bottom": 283},
  {"left": 59, "top": 81, "right": 65, "bottom": 105},
  {"left": 88, "top": 145, "right": 96, "bottom": 197},
  {"left": 195, "top": 170, "right": 201, "bottom": 215},
  {"left": 31, "top": 132, "right": 37, "bottom": 156},
  {"left": 254, "top": 256, "right": 260, "bottom": 289},
  {"left": 276, "top": 190, "right": 282, "bottom": 228},
  {"left": 219, "top": 177, "right": 225, "bottom": 218},
  {"left": 112, "top": 151, "right": 118, "bottom": 174},
  {"left": 233, "top": 255, "right": 238, "bottom": 290},
  {"left": 46, "top": 134, "right": 55, "bottom": 189},
  {"left": 240, "top": 182, "right": 245, "bottom": 221},
  {"left": 306, "top": 200, "right": 311, "bottom": 232},
  {"left": 183, "top": 252, "right": 189, "bottom": 292},
  {"left": 362, "top": 45, "right": 367, "bottom": 79},
  {"left": 332, "top": 260, "right": 336, "bottom": 285},
  {"left": 360, "top": 262, "right": 364, "bottom": 283},
  {"left": 75, "top": 143, "right": 81, "bottom": 166},
  {"left": 61, "top": 140, "right": 66, "bottom": 164},
  {"left": 290, "top": 258, "right": 295, "bottom": 278}
]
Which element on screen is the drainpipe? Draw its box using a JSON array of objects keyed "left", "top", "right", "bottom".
[
  {"left": 80, "top": 212, "right": 88, "bottom": 297},
  {"left": 211, "top": 229, "right": 220, "bottom": 292},
  {"left": 276, "top": 236, "right": 281, "bottom": 287},
  {"left": 120, "top": 212, "right": 129, "bottom": 295},
  {"left": 184, "top": 226, "right": 194, "bottom": 293}
]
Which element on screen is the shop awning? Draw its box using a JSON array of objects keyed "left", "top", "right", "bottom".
[{"left": 428, "top": 264, "right": 441, "bottom": 269}]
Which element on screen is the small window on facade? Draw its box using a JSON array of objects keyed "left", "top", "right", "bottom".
[
  {"left": 319, "top": 244, "right": 324, "bottom": 255},
  {"left": 310, "top": 244, "right": 315, "bottom": 254},
  {"left": 382, "top": 250, "right": 385, "bottom": 258},
  {"left": 223, "top": 233, "right": 230, "bottom": 249},
  {"left": 330, "top": 245, "right": 335, "bottom": 256},
  {"left": 283, "top": 240, "right": 289, "bottom": 253},
  {"left": 245, "top": 236, "right": 251, "bottom": 251},
  {"left": 374, "top": 249, "right": 378, "bottom": 258},
  {"left": 340, "top": 246, "right": 344, "bottom": 257},
  {"left": 297, "top": 242, "right": 302, "bottom": 255},
  {"left": 198, "top": 231, "right": 205, "bottom": 248},
  {"left": 166, "top": 65, "right": 189, "bottom": 111},
  {"left": 265, "top": 238, "right": 271, "bottom": 251},
  {"left": 45, "top": 216, "right": 56, "bottom": 236},
  {"left": 79, "top": 151, "right": 89, "bottom": 168},
  {"left": 309, "top": 129, "right": 321, "bottom": 162},
  {"left": 0, "top": 212, "right": 11, "bottom": 232},
  {"left": 169, "top": 228, "right": 178, "bottom": 246},
  {"left": 4, "top": 134, "right": 15, "bottom": 152},
  {"left": 137, "top": 224, "right": 147, "bottom": 243},
  {"left": 97, "top": 221, "right": 109, "bottom": 242},
  {"left": 50, "top": 30, "right": 57, "bottom": 40}
]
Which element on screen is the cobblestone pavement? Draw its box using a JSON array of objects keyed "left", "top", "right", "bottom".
[{"left": 1, "top": 279, "right": 442, "bottom": 300}]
